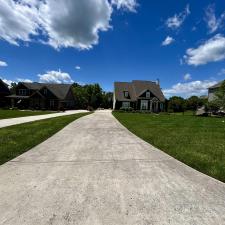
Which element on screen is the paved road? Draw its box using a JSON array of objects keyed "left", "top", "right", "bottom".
[
  {"left": 0, "top": 111, "right": 224, "bottom": 225},
  {"left": 0, "top": 110, "right": 88, "bottom": 128}
]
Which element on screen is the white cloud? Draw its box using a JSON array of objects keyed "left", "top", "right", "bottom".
[
  {"left": 163, "top": 80, "right": 217, "bottom": 98},
  {"left": 38, "top": 70, "right": 74, "bottom": 84},
  {"left": 40, "top": 0, "right": 112, "bottom": 50},
  {"left": 0, "top": 77, "right": 33, "bottom": 85},
  {"left": 183, "top": 73, "right": 192, "bottom": 81},
  {"left": 184, "top": 34, "right": 225, "bottom": 66},
  {"left": 218, "top": 68, "right": 225, "bottom": 76},
  {"left": 75, "top": 66, "right": 81, "bottom": 70},
  {"left": 1, "top": 79, "right": 14, "bottom": 86},
  {"left": 17, "top": 78, "right": 32, "bottom": 83},
  {"left": 166, "top": 5, "right": 190, "bottom": 29},
  {"left": 0, "top": 0, "right": 40, "bottom": 45},
  {"left": 111, "top": 0, "right": 137, "bottom": 12},
  {"left": 0, "top": 0, "right": 137, "bottom": 50},
  {"left": 204, "top": 4, "right": 225, "bottom": 34},
  {"left": 0, "top": 60, "right": 7, "bottom": 67},
  {"left": 162, "top": 36, "right": 175, "bottom": 46}
]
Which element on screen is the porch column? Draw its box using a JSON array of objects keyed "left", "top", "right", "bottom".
[
  {"left": 150, "top": 101, "right": 152, "bottom": 112},
  {"left": 11, "top": 98, "right": 15, "bottom": 108},
  {"left": 156, "top": 101, "right": 159, "bottom": 112}
]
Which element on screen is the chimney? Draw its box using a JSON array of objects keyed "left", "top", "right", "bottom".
[{"left": 156, "top": 79, "right": 160, "bottom": 86}]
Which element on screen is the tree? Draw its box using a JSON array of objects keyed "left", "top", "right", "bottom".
[
  {"left": 9, "top": 82, "right": 17, "bottom": 94},
  {"left": 186, "top": 96, "right": 207, "bottom": 111},
  {"left": 72, "top": 83, "right": 112, "bottom": 109},
  {"left": 71, "top": 83, "right": 88, "bottom": 109},
  {"left": 102, "top": 92, "right": 113, "bottom": 109},
  {"left": 168, "top": 96, "right": 185, "bottom": 112}
]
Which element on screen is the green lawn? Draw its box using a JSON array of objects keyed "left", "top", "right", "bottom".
[
  {"left": 0, "top": 112, "right": 90, "bottom": 165},
  {"left": 0, "top": 109, "right": 54, "bottom": 119},
  {"left": 113, "top": 112, "right": 225, "bottom": 182}
]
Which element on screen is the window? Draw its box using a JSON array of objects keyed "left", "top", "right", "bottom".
[
  {"left": 124, "top": 91, "right": 129, "bottom": 98},
  {"left": 122, "top": 102, "right": 130, "bottom": 108},
  {"left": 19, "top": 89, "right": 27, "bottom": 96},
  {"left": 43, "top": 89, "right": 47, "bottom": 95},
  {"left": 146, "top": 91, "right": 150, "bottom": 98},
  {"left": 141, "top": 100, "right": 148, "bottom": 110},
  {"left": 50, "top": 100, "right": 55, "bottom": 108}
]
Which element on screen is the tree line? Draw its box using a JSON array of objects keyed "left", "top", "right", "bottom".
[
  {"left": 71, "top": 83, "right": 113, "bottom": 110},
  {"left": 166, "top": 81, "right": 225, "bottom": 113}
]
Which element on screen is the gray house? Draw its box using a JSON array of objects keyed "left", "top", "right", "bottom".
[
  {"left": 7, "top": 82, "right": 75, "bottom": 110},
  {"left": 208, "top": 80, "right": 225, "bottom": 102},
  {"left": 113, "top": 80, "right": 165, "bottom": 112}
]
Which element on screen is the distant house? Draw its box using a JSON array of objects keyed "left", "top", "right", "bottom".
[
  {"left": 7, "top": 82, "right": 75, "bottom": 110},
  {"left": 0, "top": 79, "right": 10, "bottom": 107},
  {"left": 208, "top": 80, "right": 225, "bottom": 102},
  {"left": 113, "top": 80, "right": 165, "bottom": 112}
]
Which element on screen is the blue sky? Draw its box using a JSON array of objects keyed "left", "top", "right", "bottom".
[{"left": 0, "top": 0, "right": 225, "bottom": 97}]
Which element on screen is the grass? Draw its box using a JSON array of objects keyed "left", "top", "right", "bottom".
[
  {"left": 0, "top": 112, "right": 90, "bottom": 165},
  {"left": 0, "top": 109, "right": 55, "bottom": 119},
  {"left": 113, "top": 112, "right": 225, "bottom": 182}
]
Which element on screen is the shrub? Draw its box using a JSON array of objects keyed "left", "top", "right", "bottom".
[{"left": 119, "top": 107, "right": 134, "bottom": 112}]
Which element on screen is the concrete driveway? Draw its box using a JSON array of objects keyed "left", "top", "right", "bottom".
[
  {"left": 0, "top": 110, "right": 88, "bottom": 128},
  {"left": 0, "top": 110, "right": 224, "bottom": 225}
]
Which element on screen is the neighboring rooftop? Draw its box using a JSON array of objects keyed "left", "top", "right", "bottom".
[
  {"left": 209, "top": 80, "right": 225, "bottom": 89},
  {"left": 20, "top": 82, "right": 72, "bottom": 100}
]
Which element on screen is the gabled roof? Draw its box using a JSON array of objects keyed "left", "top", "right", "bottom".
[
  {"left": 114, "top": 80, "right": 165, "bottom": 102},
  {"left": 20, "top": 82, "right": 72, "bottom": 100},
  {"left": 22, "top": 82, "right": 43, "bottom": 90},
  {"left": 114, "top": 82, "right": 136, "bottom": 102},
  {"left": 208, "top": 80, "right": 225, "bottom": 89}
]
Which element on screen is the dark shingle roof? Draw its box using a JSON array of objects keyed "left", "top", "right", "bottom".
[
  {"left": 208, "top": 80, "right": 225, "bottom": 89},
  {"left": 21, "top": 82, "right": 72, "bottom": 100},
  {"left": 114, "top": 82, "right": 136, "bottom": 102},
  {"left": 114, "top": 80, "right": 165, "bottom": 102}
]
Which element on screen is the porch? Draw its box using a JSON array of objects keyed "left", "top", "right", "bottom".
[{"left": 121, "top": 98, "right": 164, "bottom": 112}]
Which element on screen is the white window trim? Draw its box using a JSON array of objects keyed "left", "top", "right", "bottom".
[
  {"left": 124, "top": 91, "right": 129, "bottom": 98},
  {"left": 19, "top": 89, "right": 27, "bottom": 96},
  {"left": 141, "top": 100, "right": 148, "bottom": 110},
  {"left": 122, "top": 102, "right": 130, "bottom": 108}
]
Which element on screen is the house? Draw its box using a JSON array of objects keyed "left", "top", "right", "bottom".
[
  {"left": 0, "top": 79, "right": 10, "bottom": 107},
  {"left": 113, "top": 80, "right": 165, "bottom": 112},
  {"left": 7, "top": 82, "right": 75, "bottom": 110},
  {"left": 208, "top": 80, "right": 225, "bottom": 102}
]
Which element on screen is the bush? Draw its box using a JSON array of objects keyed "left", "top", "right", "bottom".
[{"left": 119, "top": 107, "right": 134, "bottom": 112}]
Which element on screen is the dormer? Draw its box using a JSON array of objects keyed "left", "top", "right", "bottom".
[
  {"left": 139, "top": 90, "right": 151, "bottom": 98},
  {"left": 146, "top": 91, "right": 150, "bottom": 98},
  {"left": 124, "top": 91, "right": 129, "bottom": 98}
]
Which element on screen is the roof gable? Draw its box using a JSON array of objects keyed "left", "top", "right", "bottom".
[
  {"left": 114, "top": 80, "right": 165, "bottom": 102},
  {"left": 20, "top": 82, "right": 72, "bottom": 100},
  {"left": 209, "top": 80, "right": 225, "bottom": 89}
]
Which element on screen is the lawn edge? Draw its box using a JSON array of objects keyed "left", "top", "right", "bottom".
[{"left": 112, "top": 111, "right": 225, "bottom": 184}]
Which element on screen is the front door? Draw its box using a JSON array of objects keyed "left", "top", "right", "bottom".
[{"left": 140, "top": 100, "right": 148, "bottom": 110}]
